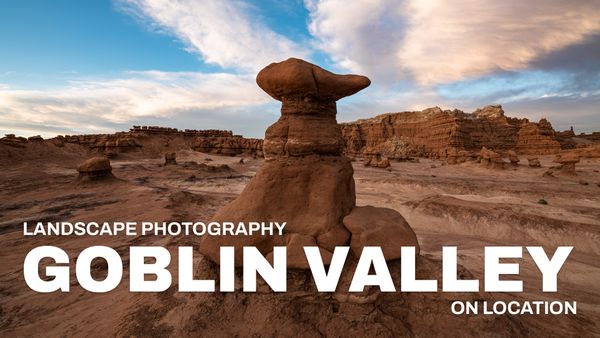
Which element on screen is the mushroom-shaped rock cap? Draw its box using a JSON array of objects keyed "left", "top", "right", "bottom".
[
  {"left": 555, "top": 153, "right": 580, "bottom": 164},
  {"left": 256, "top": 58, "right": 370, "bottom": 101},
  {"left": 78, "top": 156, "right": 112, "bottom": 173}
]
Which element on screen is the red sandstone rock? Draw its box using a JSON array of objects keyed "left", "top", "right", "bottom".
[
  {"left": 553, "top": 153, "right": 580, "bottom": 175},
  {"left": 480, "top": 147, "right": 507, "bottom": 169},
  {"left": 341, "top": 105, "right": 565, "bottom": 159},
  {"left": 364, "top": 154, "right": 391, "bottom": 168},
  {"left": 77, "top": 157, "right": 113, "bottom": 181},
  {"left": 507, "top": 150, "right": 520, "bottom": 165},
  {"left": 200, "top": 59, "right": 372, "bottom": 267},
  {"left": 256, "top": 57, "right": 370, "bottom": 102},
  {"left": 343, "top": 206, "right": 419, "bottom": 261},
  {"left": 528, "top": 157, "right": 541, "bottom": 167}
]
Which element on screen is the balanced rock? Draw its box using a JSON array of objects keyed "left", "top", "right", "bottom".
[
  {"left": 200, "top": 58, "right": 371, "bottom": 268},
  {"left": 164, "top": 152, "right": 177, "bottom": 165},
  {"left": 77, "top": 157, "right": 113, "bottom": 181}
]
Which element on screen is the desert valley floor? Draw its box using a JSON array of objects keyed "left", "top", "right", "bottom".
[{"left": 1, "top": 150, "right": 599, "bottom": 336}]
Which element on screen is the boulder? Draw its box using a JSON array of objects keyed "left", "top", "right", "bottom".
[
  {"left": 364, "top": 154, "right": 391, "bottom": 168},
  {"left": 528, "top": 157, "right": 541, "bottom": 167},
  {"left": 343, "top": 206, "right": 420, "bottom": 261},
  {"left": 507, "top": 150, "right": 520, "bottom": 165},
  {"left": 77, "top": 157, "right": 114, "bottom": 181}
]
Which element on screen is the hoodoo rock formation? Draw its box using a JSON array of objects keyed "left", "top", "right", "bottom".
[
  {"left": 200, "top": 58, "right": 418, "bottom": 268},
  {"left": 553, "top": 153, "right": 580, "bottom": 175},
  {"left": 77, "top": 156, "right": 114, "bottom": 182},
  {"left": 164, "top": 152, "right": 177, "bottom": 165},
  {"left": 479, "top": 147, "right": 507, "bottom": 169}
]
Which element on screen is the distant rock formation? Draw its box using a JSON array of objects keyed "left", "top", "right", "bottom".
[
  {"left": 29, "top": 126, "right": 263, "bottom": 157},
  {"left": 340, "top": 105, "right": 571, "bottom": 161},
  {"left": 192, "top": 136, "right": 263, "bottom": 157}
]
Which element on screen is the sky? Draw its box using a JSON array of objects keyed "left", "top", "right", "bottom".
[{"left": 1, "top": 0, "right": 599, "bottom": 138}]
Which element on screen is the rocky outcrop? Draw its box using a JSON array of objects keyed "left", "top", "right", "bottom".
[
  {"left": 37, "top": 126, "right": 262, "bottom": 157},
  {"left": 192, "top": 137, "right": 263, "bottom": 156},
  {"left": 340, "top": 105, "right": 567, "bottom": 160},
  {"left": 200, "top": 58, "right": 419, "bottom": 269},
  {"left": 0, "top": 134, "right": 28, "bottom": 148},
  {"left": 515, "top": 118, "right": 561, "bottom": 154}
]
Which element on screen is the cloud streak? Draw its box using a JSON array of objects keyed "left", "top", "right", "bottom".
[
  {"left": 117, "top": 0, "right": 308, "bottom": 71},
  {"left": 0, "top": 71, "right": 272, "bottom": 137}
]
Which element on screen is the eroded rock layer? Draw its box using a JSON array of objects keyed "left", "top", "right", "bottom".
[
  {"left": 340, "top": 105, "right": 571, "bottom": 159},
  {"left": 1, "top": 126, "right": 263, "bottom": 161}
]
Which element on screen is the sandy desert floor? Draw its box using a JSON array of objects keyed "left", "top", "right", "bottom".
[{"left": 0, "top": 150, "right": 599, "bottom": 336}]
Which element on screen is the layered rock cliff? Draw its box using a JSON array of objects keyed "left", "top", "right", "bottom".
[
  {"left": 340, "top": 105, "right": 569, "bottom": 158},
  {"left": 0, "top": 126, "right": 263, "bottom": 161}
]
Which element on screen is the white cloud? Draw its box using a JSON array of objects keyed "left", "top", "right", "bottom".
[
  {"left": 117, "top": 0, "right": 308, "bottom": 71},
  {"left": 306, "top": 0, "right": 600, "bottom": 85},
  {"left": 0, "top": 71, "right": 271, "bottom": 136}
]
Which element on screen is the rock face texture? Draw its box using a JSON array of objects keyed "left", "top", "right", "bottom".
[
  {"left": 200, "top": 58, "right": 418, "bottom": 268},
  {"left": 77, "top": 156, "right": 114, "bottom": 181},
  {"left": 343, "top": 206, "right": 419, "bottom": 260},
  {"left": 340, "top": 105, "right": 566, "bottom": 160},
  {"left": 192, "top": 137, "right": 263, "bottom": 157},
  {"left": 31, "top": 127, "right": 263, "bottom": 158}
]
